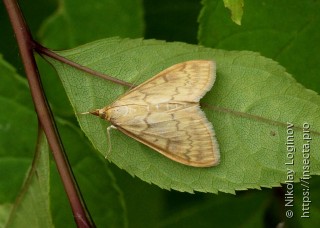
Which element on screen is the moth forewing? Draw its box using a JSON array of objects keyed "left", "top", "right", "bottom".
[{"left": 89, "top": 60, "right": 220, "bottom": 167}]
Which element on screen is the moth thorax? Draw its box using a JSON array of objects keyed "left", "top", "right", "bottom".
[{"left": 108, "top": 106, "right": 129, "bottom": 120}]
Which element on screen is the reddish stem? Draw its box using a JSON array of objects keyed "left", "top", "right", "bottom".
[
  {"left": 34, "top": 42, "right": 134, "bottom": 88},
  {"left": 3, "top": 0, "right": 94, "bottom": 227}
]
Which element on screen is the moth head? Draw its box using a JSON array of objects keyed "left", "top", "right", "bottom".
[{"left": 89, "top": 108, "right": 109, "bottom": 120}]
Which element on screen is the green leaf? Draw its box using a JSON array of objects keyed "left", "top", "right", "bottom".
[
  {"left": 4, "top": 131, "right": 54, "bottom": 228},
  {"left": 144, "top": 0, "right": 201, "bottom": 44},
  {"left": 0, "top": 56, "right": 51, "bottom": 227},
  {"left": 223, "top": 0, "right": 244, "bottom": 25},
  {"left": 198, "top": 0, "right": 320, "bottom": 93},
  {"left": 47, "top": 37, "right": 320, "bottom": 193},
  {"left": 38, "top": 0, "right": 144, "bottom": 49},
  {"left": 0, "top": 55, "right": 36, "bottom": 203},
  {"left": 159, "top": 191, "right": 268, "bottom": 227},
  {"left": 0, "top": 204, "right": 12, "bottom": 227},
  {"left": 112, "top": 167, "right": 166, "bottom": 227}
]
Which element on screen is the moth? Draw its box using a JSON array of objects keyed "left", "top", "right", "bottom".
[{"left": 88, "top": 60, "right": 220, "bottom": 167}]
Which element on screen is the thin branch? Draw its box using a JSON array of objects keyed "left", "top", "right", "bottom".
[
  {"left": 3, "top": 0, "right": 94, "bottom": 227},
  {"left": 33, "top": 42, "right": 135, "bottom": 88}
]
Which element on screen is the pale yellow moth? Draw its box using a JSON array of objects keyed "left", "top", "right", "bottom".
[{"left": 89, "top": 60, "right": 220, "bottom": 167}]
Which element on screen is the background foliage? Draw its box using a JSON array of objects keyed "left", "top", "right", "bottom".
[{"left": 1, "top": 0, "right": 319, "bottom": 227}]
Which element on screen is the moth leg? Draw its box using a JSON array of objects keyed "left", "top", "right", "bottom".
[{"left": 106, "top": 125, "right": 117, "bottom": 159}]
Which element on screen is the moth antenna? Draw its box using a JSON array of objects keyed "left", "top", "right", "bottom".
[
  {"left": 79, "top": 109, "right": 100, "bottom": 116},
  {"left": 105, "top": 125, "right": 117, "bottom": 159},
  {"left": 79, "top": 111, "right": 90, "bottom": 115}
]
